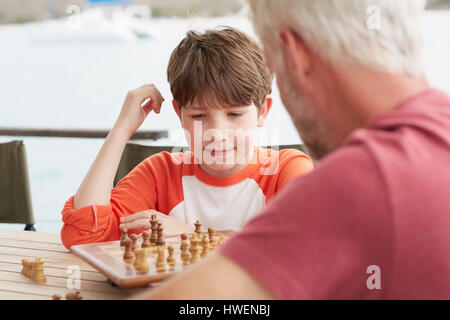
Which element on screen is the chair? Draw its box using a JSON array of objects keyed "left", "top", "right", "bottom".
[
  {"left": 114, "top": 144, "right": 177, "bottom": 186},
  {"left": 113, "top": 142, "right": 308, "bottom": 186},
  {"left": 0, "top": 140, "right": 36, "bottom": 231}
]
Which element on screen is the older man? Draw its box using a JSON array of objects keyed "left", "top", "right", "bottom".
[{"left": 133, "top": 0, "right": 450, "bottom": 299}]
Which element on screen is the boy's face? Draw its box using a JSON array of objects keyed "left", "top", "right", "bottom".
[{"left": 173, "top": 96, "right": 272, "bottom": 177}]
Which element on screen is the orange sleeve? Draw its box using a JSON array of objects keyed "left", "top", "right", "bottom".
[
  {"left": 60, "top": 155, "right": 159, "bottom": 250},
  {"left": 276, "top": 149, "right": 314, "bottom": 191}
]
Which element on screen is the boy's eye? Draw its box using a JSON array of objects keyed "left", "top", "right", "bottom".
[
  {"left": 228, "top": 113, "right": 242, "bottom": 117},
  {"left": 191, "top": 114, "right": 206, "bottom": 119}
]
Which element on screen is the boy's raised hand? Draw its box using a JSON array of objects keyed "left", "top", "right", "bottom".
[
  {"left": 119, "top": 210, "right": 194, "bottom": 235},
  {"left": 114, "top": 84, "right": 165, "bottom": 138}
]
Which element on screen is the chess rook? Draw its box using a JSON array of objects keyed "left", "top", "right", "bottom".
[{"left": 21, "top": 258, "right": 47, "bottom": 284}]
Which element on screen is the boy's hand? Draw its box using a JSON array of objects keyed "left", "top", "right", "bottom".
[
  {"left": 119, "top": 210, "right": 194, "bottom": 235},
  {"left": 114, "top": 84, "right": 165, "bottom": 138}
]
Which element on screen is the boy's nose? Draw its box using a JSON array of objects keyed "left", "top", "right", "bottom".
[
  {"left": 205, "top": 118, "right": 227, "bottom": 137},
  {"left": 206, "top": 128, "right": 227, "bottom": 142},
  {"left": 204, "top": 125, "right": 236, "bottom": 147}
]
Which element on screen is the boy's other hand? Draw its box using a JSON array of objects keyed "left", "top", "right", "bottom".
[
  {"left": 114, "top": 84, "right": 165, "bottom": 138},
  {"left": 119, "top": 210, "right": 194, "bottom": 235}
]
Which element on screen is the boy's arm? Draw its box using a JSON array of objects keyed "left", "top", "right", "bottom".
[
  {"left": 73, "top": 125, "right": 130, "bottom": 209},
  {"left": 74, "top": 84, "right": 164, "bottom": 209},
  {"left": 61, "top": 154, "right": 160, "bottom": 249}
]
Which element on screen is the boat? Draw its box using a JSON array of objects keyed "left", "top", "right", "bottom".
[{"left": 26, "top": 4, "right": 161, "bottom": 44}]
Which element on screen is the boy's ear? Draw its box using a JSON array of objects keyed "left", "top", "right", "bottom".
[
  {"left": 257, "top": 96, "right": 273, "bottom": 127},
  {"left": 172, "top": 100, "right": 182, "bottom": 120}
]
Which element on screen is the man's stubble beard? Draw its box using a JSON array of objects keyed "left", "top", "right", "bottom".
[{"left": 278, "top": 71, "right": 334, "bottom": 161}]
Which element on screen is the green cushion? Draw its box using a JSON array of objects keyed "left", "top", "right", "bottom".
[
  {"left": 0, "top": 140, "right": 35, "bottom": 224},
  {"left": 114, "top": 144, "right": 176, "bottom": 186}
]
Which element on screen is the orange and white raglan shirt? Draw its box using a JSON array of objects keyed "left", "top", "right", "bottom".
[{"left": 60, "top": 146, "right": 313, "bottom": 249}]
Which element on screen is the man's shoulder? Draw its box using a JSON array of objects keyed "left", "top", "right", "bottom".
[
  {"left": 366, "top": 88, "right": 450, "bottom": 135},
  {"left": 274, "top": 142, "right": 387, "bottom": 216},
  {"left": 311, "top": 143, "right": 381, "bottom": 187},
  {"left": 345, "top": 89, "right": 450, "bottom": 176}
]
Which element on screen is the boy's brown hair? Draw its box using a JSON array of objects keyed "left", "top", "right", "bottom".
[{"left": 167, "top": 26, "right": 273, "bottom": 111}]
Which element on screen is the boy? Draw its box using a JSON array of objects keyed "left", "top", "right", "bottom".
[{"left": 60, "top": 27, "right": 313, "bottom": 249}]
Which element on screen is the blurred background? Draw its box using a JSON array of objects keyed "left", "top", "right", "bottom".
[{"left": 0, "top": 0, "right": 449, "bottom": 233}]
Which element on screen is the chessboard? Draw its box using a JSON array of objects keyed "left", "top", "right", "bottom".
[{"left": 71, "top": 219, "right": 235, "bottom": 288}]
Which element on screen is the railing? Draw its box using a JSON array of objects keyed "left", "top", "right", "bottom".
[{"left": 0, "top": 127, "right": 168, "bottom": 140}]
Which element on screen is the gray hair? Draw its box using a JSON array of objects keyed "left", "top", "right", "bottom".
[{"left": 247, "top": 0, "right": 427, "bottom": 77}]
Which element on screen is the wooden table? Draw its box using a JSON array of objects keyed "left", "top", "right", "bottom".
[{"left": 0, "top": 229, "right": 148, "bottom": 300}]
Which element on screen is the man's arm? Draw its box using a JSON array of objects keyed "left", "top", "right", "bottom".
[{"left": 130, "top": 251, "right": 276, "bottom": 300}]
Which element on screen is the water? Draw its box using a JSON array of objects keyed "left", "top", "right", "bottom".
[{"left": 0, "top": 12, "right": 449, "bottom": 233}]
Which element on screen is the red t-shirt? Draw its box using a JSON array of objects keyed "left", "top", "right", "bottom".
[{"left": 220, "top": 89, "right": 450, "bottom": 299}]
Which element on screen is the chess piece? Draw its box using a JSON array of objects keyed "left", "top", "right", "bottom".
[
  {"left": 134, "top": 248, "right": 149, "bottom": 273},
  {"left": 22, "top": 258, "right": 47, "bottom": 284},
  {"left": 156, "top": 246, "right": 166, "bottom": 272},
  {"left": 194, "top": 220, "right": 202, "bottom": 235},
  {"left": 150, "top": 215, "right": 158, "bottom": 244},
  {"left": 141, "top": 231, "right": 151, "bottom": 248},
  {"left": 167, "top": 246, "right": 176, "bottom": 269},
  {"left": 130, "top": 234, "right": 138, "bottom": 251},
  {"left": 120, "top": 226, "right": 129, "bottom": 247},
  {"left": 65, "top": 291, "right": 83, "bottom": 300},
  {"left": 22, "top": 259, "right": 33, "bottom": 278},
  {"left": 180, "top": 236, "right": 191, "bottom": 266},
  {"left": 123, "top": 239, "right": 134, "bottom": 262},
  {"left": 156, "top": 223, "right": 165, "bottom": 246},
  {"left": 180, "top": 233, "right": 188, "bottom": 243},
  {"left": 208, "top": 227, "right": 217, "bottom": 249},
  {"left": 33, "top": 258, "right": 47, "bottom": 284},
  {"left": 189, "top": 234, "right": 196, "bottom": 255},
  {"left": 217, "top": 234, "right": 228, "bottom": 245},
  {"left": 21, "top": 259, "right": 30, "bottom": 276},
  {"left": 201, "top": 235, "right": 210, "bottom": 257},
  {"left": 190, "top": 235, "right": 201, "bottom": 263}
]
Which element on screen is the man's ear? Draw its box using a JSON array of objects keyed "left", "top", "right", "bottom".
[
  {"left": 257, "top": 96, "right": 273, "bottom": 127},
  {"left": 172, "top": 100, "right": 182, "bottom": 120},
  {"left": 278, "top": 27, "right": 311, "bottom": 89}
]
